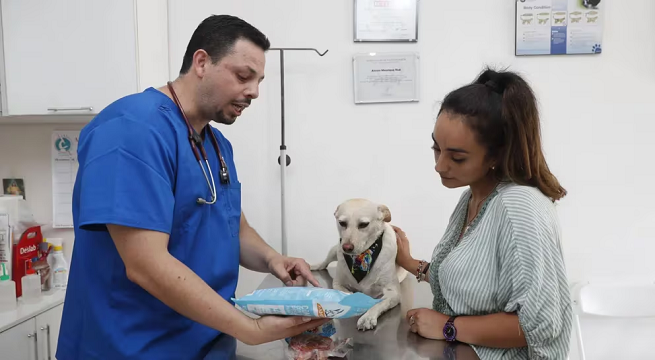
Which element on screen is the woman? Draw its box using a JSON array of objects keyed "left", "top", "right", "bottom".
[{"left": 394, "top": 69, "right": 572, "bottom": 359}]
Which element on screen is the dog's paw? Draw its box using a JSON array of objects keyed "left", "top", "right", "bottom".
[
  {"left": 357, "top": 313, "right": 378, "bottom": 330},
  {"left": 310, "top": 263, "right": 326, "bottom": 271}
]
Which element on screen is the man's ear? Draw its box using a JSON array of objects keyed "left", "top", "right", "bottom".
[
  {"left": 378, "top": 204, "right": 391, "bottom": 222},
  {"left": 192, "top": 49, "right": 210, "bottom": 78}
]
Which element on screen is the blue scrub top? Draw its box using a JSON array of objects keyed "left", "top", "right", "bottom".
[{"left": 57, "top": 88, "right": 242, "bottom": 360}]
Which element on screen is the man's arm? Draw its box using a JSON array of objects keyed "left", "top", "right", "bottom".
[
  {"left": 238, "top": 211, "right": 278, "bottom": 273},
  {"left": 108, "top": 224, "right": 327, "bottom": 345},
  {"left": 238, "top": 211, "right": 321, "bottom": 287}
]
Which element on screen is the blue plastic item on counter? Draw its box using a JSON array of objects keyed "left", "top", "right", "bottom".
[{"left": 232, "top": 287, "right": 381, "bottom": 319}]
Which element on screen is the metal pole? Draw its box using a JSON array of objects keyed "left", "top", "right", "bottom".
[
  {"left": 270, "top": 47, "right": 328, "bottom": 257},
  {"left": 279, "top": 50, "right": 288, "bottom": 256}
]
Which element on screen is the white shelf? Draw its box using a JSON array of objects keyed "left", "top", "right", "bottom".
[
  {"left": 0, "top": 289, "right": 65, "bottom": 333},
  {"left": 0, "top": 115, "right": 93, "bottom": 125}
]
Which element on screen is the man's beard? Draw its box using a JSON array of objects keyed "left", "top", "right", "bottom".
[{"left": 213, "top": 109, "right": 236, "bottom": 125}]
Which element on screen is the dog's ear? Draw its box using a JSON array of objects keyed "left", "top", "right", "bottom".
[
  {"left": 378, "top": 204, "right": 391, "bottom": 222},
  {"left": 334, "top": 204, "right": 341, "bottom": 218}
]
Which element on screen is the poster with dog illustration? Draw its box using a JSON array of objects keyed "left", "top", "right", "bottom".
[{"left": 515, "top": 0, "right": 603, "bottom": 55}]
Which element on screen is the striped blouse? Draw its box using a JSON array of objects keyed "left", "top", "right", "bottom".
[{"left": 428, "top": 182, "right": 572, "bottom": 360}]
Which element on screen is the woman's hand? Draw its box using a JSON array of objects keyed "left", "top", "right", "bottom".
[
  {"left": 392, "top": 225, "right": 412, "bottom": 268},
  {"left": 242, "top": 315, "right": 331, "bottom": 345},
  {"left": 406, "top": 308, "right": 449, "bottom": 340},
  {"left": 267, "top": 255, "right": 321, "bottom": 287}
]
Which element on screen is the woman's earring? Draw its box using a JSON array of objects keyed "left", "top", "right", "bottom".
[{"left": 491, "top": 166, "right": 496, "bottom": 170}]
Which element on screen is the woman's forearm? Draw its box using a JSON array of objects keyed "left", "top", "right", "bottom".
[
  {"left": 400, "top": 257, "right": 426, "bottom": 279},
  {"left": 399, "top": 257, "right": 431, "bottom": 285},
  {"left": 400, "top": 257, "right": 420, "bottom": 276},
  {"left": 455, "top": 312, "right": 527, "bottom": 348}
]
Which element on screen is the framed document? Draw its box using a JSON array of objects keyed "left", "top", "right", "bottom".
[
  {"left": 353, "top": 52, "right": 420, "bottom": 104},
  {"left": 354, "top": 0, "right": 419, "bottom": 42}
]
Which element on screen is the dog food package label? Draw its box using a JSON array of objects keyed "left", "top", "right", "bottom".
[{"left": 232, "top": 287, "right": 381, "bottom": 319}]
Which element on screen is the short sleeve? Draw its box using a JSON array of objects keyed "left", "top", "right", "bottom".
[
  {"left": 76, "top": 116, "right": 176, "bottom": 234},
  {"left": 498, "top": 191, "right": 572, "bottom": 359}
]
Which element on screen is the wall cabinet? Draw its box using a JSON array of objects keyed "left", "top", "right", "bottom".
[
  {"left": 0, "top": 0, "right": 138, "bottom": 116},
  {"left": 0, "top": 0, "right": 169, "bottom": 119}
]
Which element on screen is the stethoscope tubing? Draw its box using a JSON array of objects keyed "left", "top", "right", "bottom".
[{"left": 167, "top": 81, "right": 227, "bottom": 205}]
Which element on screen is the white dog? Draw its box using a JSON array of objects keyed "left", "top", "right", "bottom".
[{"left": 311, "top": 199, "right": 407, "bottom": 330}]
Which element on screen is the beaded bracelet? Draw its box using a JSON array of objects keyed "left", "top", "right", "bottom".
[{"left": 416, "top": 260, "right": 429, "bottom": 282}]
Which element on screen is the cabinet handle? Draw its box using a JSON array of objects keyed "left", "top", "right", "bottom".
[
  {"left": 47, "top": 106, "right": 93, "bottom": 112},
  {"left": 27, "top": 332, "right": 39, "bottom": 360},
  {"left": 41, "top": 325, "right": 51, "bottom": 360}
]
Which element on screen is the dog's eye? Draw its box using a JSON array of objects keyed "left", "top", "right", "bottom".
[
  {"left": 339, "top": 221, "right": 347, "bottom": 228},
  {"left": 358, "top": 222, "right": 369, "bottom": 229}
]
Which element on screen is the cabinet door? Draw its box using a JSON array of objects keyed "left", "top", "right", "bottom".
[
  {"left": 35, "top": 304, "right": 63, "bottom": 360},
  {"left": 0, "top": 318, "right": 37, "bottom": 360},
  {"left": 1, "top": 0, "right": 138, "bottom": 115}
]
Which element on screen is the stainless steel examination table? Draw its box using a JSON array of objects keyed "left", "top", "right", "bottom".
[{"left": 230, "top": 267, "right": 481, "bottom": 360}]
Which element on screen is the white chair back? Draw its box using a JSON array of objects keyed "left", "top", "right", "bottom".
[{"left": 571, "top": 281, "right": 655, "bottom": 360}]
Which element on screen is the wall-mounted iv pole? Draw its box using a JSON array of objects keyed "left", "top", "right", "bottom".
[{"left": 269, "top": 47, "right": 328, "bottom": 256}]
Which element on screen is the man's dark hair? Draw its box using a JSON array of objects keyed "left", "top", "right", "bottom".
[{"left": 179, "top": 15, "right": 270, "bottom": 74}]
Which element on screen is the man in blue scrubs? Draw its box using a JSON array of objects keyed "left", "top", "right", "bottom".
[{"left": 57, "top": 15, "right": 328, "bottom": 360}]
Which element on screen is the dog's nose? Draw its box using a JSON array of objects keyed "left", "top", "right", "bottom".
[{"left": 342, "top": 243, "right": 354, "bottom": 252}]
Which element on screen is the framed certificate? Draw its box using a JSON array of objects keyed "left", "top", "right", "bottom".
[
  {"left": 354, "top": 0, "right": 419, "bottom": 42},
  {"left": 353, "top": 52, "right": 420, "bottom": 104}
]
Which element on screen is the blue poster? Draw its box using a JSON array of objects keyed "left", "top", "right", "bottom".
[{"left": 515, "top": 0, "right": 603, "bottom": 56}]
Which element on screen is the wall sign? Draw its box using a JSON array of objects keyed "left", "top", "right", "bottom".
[
  {"left": 515, "top": 0, "right": 603, "bottom": 56},
  {"left": 51, "top": 130, "right": 79, "bottom": 228}
]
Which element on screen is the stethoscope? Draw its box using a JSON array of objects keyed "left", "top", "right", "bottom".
[{"left": 167, "top": 81, "right": 230, "bottom": 205}]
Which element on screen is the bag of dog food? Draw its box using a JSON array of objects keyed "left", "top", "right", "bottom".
[{"left": 232, "top": 287, "right": 380, "bottom": 319}]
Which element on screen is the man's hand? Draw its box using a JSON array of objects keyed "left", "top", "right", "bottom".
[
  {"left": 407, "top": 308, "right": 449, "bottom": 340},
  {"left": 267, "top": 255, "right": 321, "bottom": 287},
  {"left": 244, "top": 315, "right": 330, "bottom": 345}
]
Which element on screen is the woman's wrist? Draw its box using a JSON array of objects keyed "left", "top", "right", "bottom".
[
  {"left": 400, "top": 257, "right": 418, "bottom": 274},
  {"left": 416, "top": 260, "right": 430, "bottom": 282}
]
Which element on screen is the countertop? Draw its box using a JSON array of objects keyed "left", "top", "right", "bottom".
[
  {"left": 231, "top": 266, "right": 481, "bottom": 360},
  {"left": 0, "top": 288, "right": 66, "bottom": 333}
]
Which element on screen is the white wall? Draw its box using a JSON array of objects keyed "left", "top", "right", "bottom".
[
  {"left": 0, "top": 122, "right": 86, "bottom": 261},
  {"left": 168, "top": 1, "right": 655, "bottom": 359},
  {"left": 135, "top": 0, "right": 170, "bottom": 92}
]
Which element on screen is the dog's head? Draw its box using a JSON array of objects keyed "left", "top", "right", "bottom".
[{"left": 334, "top": 199, "right": 391, "bottom": 255}]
